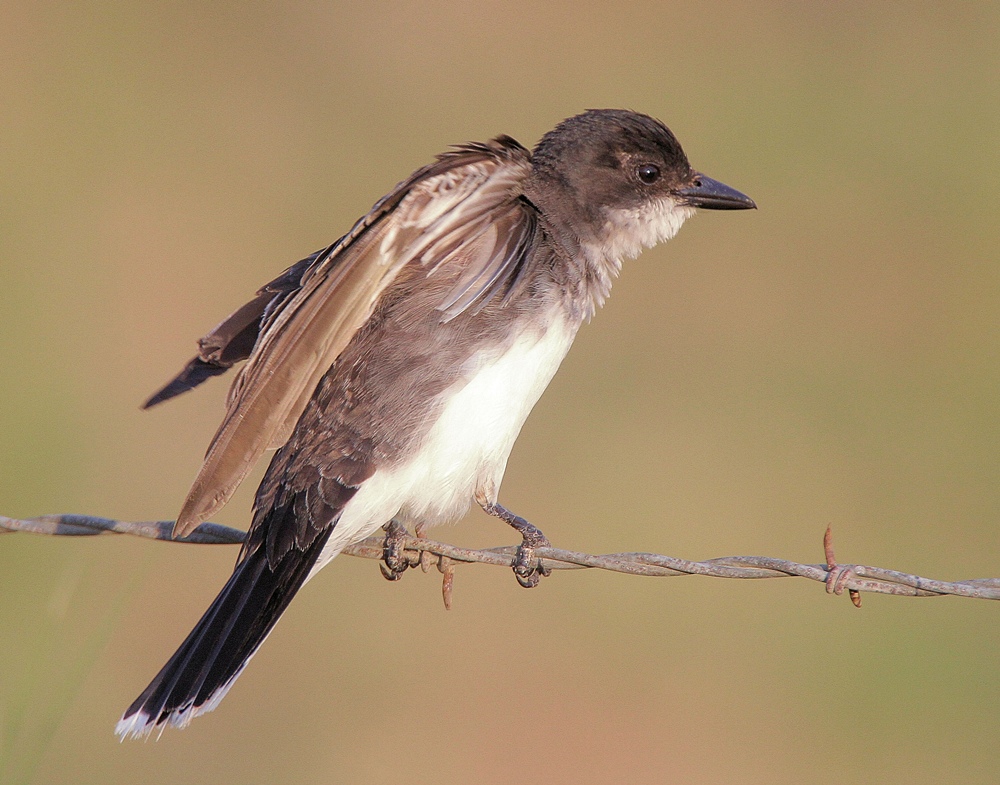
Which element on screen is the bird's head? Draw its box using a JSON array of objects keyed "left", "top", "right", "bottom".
[{"left": 526, "top": 109, "right": 755, "bottom": 265}]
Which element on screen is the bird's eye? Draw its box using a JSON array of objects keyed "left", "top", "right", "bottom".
[{"left": 637, "top": 164, "right": 660, "bottom": 184}]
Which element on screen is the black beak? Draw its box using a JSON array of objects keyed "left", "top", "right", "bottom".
[{"left": 677, "top": 173, "right": 756, "bottom": 210}]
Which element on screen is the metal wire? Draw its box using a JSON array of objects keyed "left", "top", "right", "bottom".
[{"left": 3, "top": 512, "right": 998, "bottom": 602}]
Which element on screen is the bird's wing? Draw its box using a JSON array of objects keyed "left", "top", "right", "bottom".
[
  {"left": 173, "top": 136, "right": 536, "bottom": 537},
  {"left": 142, "top": 254, "right": 318, "bottom": 408}
]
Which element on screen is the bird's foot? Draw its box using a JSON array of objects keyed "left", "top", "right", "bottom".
[
  {"left": 380, "top": 519, "right": 411, "bottom": 581},
  {"left": 511, "top": 524, "right": 552, "bottom": 589},
  {"left": 482, "top": 501, "right": 551, "bottom": 588}
]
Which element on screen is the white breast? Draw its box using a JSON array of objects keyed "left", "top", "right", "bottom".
[{"left": 310, "top": 310, "right": 578, "bottom": 575}]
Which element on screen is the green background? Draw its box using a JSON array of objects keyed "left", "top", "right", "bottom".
[{"left": 2, "top": 2, "right": 998, "bottom": 783}]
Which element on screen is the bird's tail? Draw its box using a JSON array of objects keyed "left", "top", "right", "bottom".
[{"left": 115, "top": 529, "right": 331, "bottom": 740}]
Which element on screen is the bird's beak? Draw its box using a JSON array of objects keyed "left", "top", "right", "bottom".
[{"left": 676, "top": 173, "right": 756, "bottom": 210}]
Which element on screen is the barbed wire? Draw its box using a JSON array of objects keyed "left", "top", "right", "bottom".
[{"left": 3, "top": 513, "right": 999, "bottom": 610}]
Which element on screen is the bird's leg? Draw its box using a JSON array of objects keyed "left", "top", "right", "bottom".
[
  {"left": 480, "top": 500, "right": 551, "bottom": 588},
  {"left": 380, "top": 519, "right": 410, "bottom": 581}
]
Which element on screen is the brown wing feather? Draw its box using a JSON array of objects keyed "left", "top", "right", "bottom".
[
  {"left": 142, "top": 255, "right": 314, "bottom": 409},
  {"left": 173, "top": 136, "right": 534, "bottom": 536}
]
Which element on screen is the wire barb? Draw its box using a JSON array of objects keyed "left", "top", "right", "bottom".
[
  {"left": 824, "top": 525, "right": 862, "bottom": 607},
  {"left": 3, "top": 512, "right": 999, "bottom": 602}
]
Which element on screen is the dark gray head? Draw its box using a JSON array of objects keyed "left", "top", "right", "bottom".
[{"left": 525, "top": 109, "right": 754, "bottom": 264}]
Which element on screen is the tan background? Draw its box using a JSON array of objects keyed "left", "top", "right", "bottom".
[{"left": 2, "top": 2, "right": 998, "bottom": 783}]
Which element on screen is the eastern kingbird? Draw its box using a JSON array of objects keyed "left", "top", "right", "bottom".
[{"left": 117, "top": 109, "right": 755, "bottom": 739}]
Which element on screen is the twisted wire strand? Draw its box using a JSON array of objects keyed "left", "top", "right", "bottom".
[{"left": 3, "top": 513, "right": 998, "bottom": 601}]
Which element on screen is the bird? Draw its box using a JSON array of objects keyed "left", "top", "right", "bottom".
[{"left": 116, "top": 109, "right": 755, "bottom": 739}]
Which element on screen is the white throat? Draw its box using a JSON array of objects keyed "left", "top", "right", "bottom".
[
  {"left": 601, "top": 196, "right": 696, "bottom": 264},
  {"left": 580, "top": 196, "right": 696, "bottom": 313}
]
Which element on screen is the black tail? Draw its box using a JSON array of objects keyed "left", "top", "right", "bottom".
[{"left": 116, "top": 528, "right": 331, "bottom": 739}]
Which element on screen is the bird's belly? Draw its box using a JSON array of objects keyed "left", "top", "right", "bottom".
[
  {"left": 315, "top": 313, "right": 577, "bottom": 567},
  {"left": 395, "top": 315, "right": 577, "bottom": 524}
]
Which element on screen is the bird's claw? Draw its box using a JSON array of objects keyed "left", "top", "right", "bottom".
[
  {"left": 512, "top": 540, "right": 551, "bottom": 588},
  {"left": 380, "top": 520, "right": 410, "bottom": 581},
  {"left": 507, "top": 515, "right": 551, "bottom": 589},
  {"left": 479, "top": 500, "right": 553, "bottom": 589}
]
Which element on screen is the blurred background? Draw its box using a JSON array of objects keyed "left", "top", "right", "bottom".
[{"left": 1, "top": 1, "right": 998, "bottom": 783}]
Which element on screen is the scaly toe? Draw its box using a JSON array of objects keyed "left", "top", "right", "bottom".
[
  {"left": 512, "top": 540, "right": 551, "bottom": 589},
  {"left": 380, "top": 520, "right": 410, "bottom": 581}
]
